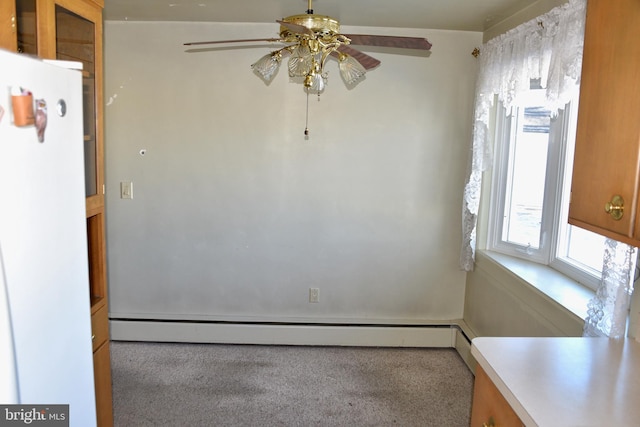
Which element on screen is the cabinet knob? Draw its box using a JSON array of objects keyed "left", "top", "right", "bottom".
[
  {"left": 482, "top": 417, "right": 496, "bottom": 427},
  {"left": 604, "top": 195, "right": 624, "bottom": 220}
]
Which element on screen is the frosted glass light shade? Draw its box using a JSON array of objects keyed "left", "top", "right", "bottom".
[
  {"left": 288, "top": 44, "right": 313, "bottom": 77},
  {"left": 339, "top": 54, "right": 366, "bottom": 85},
  {"left": 251, "top": 53, "right": 282, "bottom": 82},
  {"left": 305, "top": 72, "right": 326, "bottom": 93}
]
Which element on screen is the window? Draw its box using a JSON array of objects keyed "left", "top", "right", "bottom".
[{"left": 488, "top": 82, "right": 605, "bottom": 289}]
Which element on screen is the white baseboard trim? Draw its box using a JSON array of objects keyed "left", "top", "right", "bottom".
[
  {"left": 110, "top": 320, "right": 466, "bottom": 349},
  {"left": 453, "top": 320, "right": 477, "bottom": 372}
]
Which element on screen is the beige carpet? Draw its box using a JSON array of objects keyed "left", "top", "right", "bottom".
[{"left": 111, "top": 342, "right": 474, "bottom": 426}]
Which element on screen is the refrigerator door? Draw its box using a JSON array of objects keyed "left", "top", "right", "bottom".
[
  {"left": 0, "top": 50, "right": 97, "bottom": 426},
  {"left": 0, "top": 244, "right": 19, "bottom": 404}
]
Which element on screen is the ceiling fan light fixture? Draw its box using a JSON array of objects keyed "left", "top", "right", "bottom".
[
  {"left": 186, "top": 0, "right": 432, "bottom": 96},
  {"left": 288, "top": 42, "right": 313, "bottom": 77},
  {"left": 338, "top": 53, "right": 367, "bottom": 85},
  {"left": 304, "top": 65, "right": 326, "bottom": 93},
  {"left": 251, "top": 51, "right": 282, "bottom": 82}
]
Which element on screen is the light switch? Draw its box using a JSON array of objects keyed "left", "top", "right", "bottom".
[{"left": 120, "top": 181, "right": 133, "bottom": 199}]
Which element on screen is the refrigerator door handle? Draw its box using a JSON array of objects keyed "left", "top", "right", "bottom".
[{"left": 0, "top": 242, "right": 20, "bottom": 403}]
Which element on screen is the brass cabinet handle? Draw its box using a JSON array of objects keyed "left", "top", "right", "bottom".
[
  {"left": 604, "top": 195, "right": 624, "bottom": 220},
  {"left": 483, "top": 417, "right": 496, "bottom": 427}
]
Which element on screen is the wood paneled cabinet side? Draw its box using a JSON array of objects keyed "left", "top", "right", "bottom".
[
  {"left": 52, "top": 2, "right": 112, "bottom": 425},
  {"left": 470, "top": 366, "right": 524, "bottom": 427},
  {"left": 91, "top": 303, "right": 113, "bottom": 426},
  {"left": 0, "top": 2, "right": 17, "bottom": 51},
  {"left": 568, "top": 0, "right": 640, "bottom": 245}
]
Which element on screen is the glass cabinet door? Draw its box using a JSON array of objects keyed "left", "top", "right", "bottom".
[
  {"left": 55, "top": 4, "right": 97, "bottom": 197},
  {"left": 16, "top": 0, "right": 37, "bottom": 54},
  {"left": 0, "top": 0, "right": 39, "bottom": 54}
]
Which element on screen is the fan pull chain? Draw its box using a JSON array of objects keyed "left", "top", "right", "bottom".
[{"left": 304, "top": 90, "right": 310, "bottom": 137}]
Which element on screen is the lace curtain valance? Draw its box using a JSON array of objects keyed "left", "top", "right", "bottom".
[{"left": 460, "top": 0, "right": 587, "bottom": 271}]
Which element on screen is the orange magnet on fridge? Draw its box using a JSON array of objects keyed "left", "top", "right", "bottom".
[{"left": 12, "top": 94, "right": 35, "bottom": 127}]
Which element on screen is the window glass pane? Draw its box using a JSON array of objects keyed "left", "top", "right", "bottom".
[
  {"left": 55, "top": 5, "right": 97, "bottom": 197},
  {"left": 552, "top": 92, "right": 605, "bottom": 287},
  {"left": 16, "top": 0, "right": 37, "bottom": 55},
  {"left": 501, "top": 103, "right": 551, "bottom": 249},
  {"left": 565, "top": 225, "right": 605, "bottom": 273}
]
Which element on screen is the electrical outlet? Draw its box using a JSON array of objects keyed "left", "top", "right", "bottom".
[{"left": 309, "top": 287, "right": 320, "bottom": 303}]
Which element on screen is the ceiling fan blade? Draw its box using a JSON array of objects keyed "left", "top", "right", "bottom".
[
  {"left": 343, "top": 34, "right": 432, "bottom": 50},
  {"left": 276, "top": 20, "right": 315, "bottom": 37},
  {"left": 335, "top": 45, "right": 381, "bottom": 70},
  {"left": 184, "top": 38, "right": 281, "bottom": 46}
]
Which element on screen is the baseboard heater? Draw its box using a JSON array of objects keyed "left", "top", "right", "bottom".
[{"left": 110, "top": 318, "right": 472, "bottom": 348}]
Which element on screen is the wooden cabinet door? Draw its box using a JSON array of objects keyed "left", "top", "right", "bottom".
[
  {"left": 0, "top": 1, "right": 17, "bottom": 51},
  {"left": 568, "top": 0, "right": 640, "bottom": 245},
  {"left": 93, "top": 342, "right": 114, "bottom": 427},
  {"left": 470, "top": 366, "right": 523, "bottom": 427}
]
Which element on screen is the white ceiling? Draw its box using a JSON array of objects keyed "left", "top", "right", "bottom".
[{"left": 103, "top": 0, "right": 539, "bottom": 32}]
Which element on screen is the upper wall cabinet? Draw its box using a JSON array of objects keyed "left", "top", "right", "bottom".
[
  {"left": 0, "top": 2, "right": 17, "bottom": 51},
  {"left": 0, "top": 3, "right": 16, "bottom": 51},
  {"left": 55, "top": 3, "right": 100, "bottom": 199},
  {"left": 568, "top": 0, "right": 640, "bottom": 246}
]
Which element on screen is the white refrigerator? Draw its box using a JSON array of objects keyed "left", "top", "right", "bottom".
[{"left": 0, "top": 49, "right": 97, "bottom": 425}]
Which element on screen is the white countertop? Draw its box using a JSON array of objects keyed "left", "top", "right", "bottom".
[{"left": 471, "top": 337, "right": 640, "bottom": 427}]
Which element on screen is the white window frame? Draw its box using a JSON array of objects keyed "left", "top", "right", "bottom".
[
  {"left": 487, "top": 88, "right": 602, "bottom": 290},
  {"left": 548, "top": 99, "right": 603, "bottom": 289}
]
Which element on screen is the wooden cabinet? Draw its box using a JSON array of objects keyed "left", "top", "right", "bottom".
[
  {"left": 470, "top": 366, "right": 524, "bottom": 427},
  {"left": 2, "top": 1, "right": 112, "bottom": 425},
  {"left": 472, "top": 338, "right": 640, "bottom": 426},
  {"left": 0, "top": 2, "right": 17, "bottom": 51},
  {"left": 91, "top": 304, "right": 112, "bottom": 426},
  {"left": 568, "top": 0, "right": 640, "bottom": 246}
]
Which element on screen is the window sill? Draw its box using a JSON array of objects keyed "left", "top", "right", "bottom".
[{"left": 480, "top": 250, "right": 594, "bottom": 321}]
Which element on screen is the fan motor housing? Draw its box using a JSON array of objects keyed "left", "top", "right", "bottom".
[{"left": 280, "top": 14, "right": 340, "bottom": 39}]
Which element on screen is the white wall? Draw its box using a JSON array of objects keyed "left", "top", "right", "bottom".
[
  {"left": 464, "top": 252, "right": 585, "bottom": 337},
  {"left": 483, "top": 0, "right": 568, "bottom": 42},
  {"left": 104, "top": 21, "right": 481, "bottom": 328}
]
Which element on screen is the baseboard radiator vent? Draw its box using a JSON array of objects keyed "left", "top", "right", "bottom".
[
  {"left": 110, "top": 318, "right": 476, "bottom": 369},
  {"left": 112, "top": 319, "right": 470, "bottom": 346}
]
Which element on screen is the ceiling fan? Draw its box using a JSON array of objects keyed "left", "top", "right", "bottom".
[{"left": 184, "top": 0, "right": 432, "bottom": 94}]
